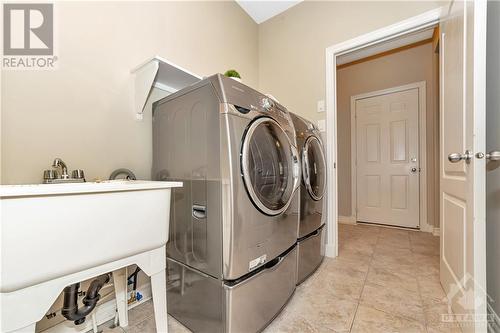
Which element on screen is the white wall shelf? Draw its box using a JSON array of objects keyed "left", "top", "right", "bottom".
[{"left": 131, "top": 56, "right": 202, "bottom": 120}]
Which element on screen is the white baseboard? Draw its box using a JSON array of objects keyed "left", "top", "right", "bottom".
[
  {"left": 488, "top": 303, "right": 500, "bottom": 333},
  {"left": 325, "top": 243, "right": 337, "bottom": 258},
  {"left": 43, "top": 283, "right": 152, "bottom": 333},
  {"left": 432, "top": 227, "right": 440, "bottom": 237},
  {"left": 419, "top": 220, "right": 434, "bottom": 233},
  {"left": 338, "top": 215, "right": 356, "bottom": 225}
]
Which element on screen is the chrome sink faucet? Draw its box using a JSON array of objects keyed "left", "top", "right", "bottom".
[
  {"left": 53, "top": 158, "right": 69, "bottom": 179},
  {"left": 43, "top": 158, "right": 85, "bottom": 184}
]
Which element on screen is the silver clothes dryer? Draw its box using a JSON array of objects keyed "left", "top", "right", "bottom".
[{"left": 290, "top": 113, "right": 327, "bottom": 284}]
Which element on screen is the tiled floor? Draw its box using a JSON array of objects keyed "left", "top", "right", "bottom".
[{"left": 101, "top": 224, "right": 460, "bottom": 333}]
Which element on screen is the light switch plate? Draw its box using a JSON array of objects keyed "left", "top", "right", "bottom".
[
  {"left": 317, "top": 100, "right": 325, "bottom": 113},
  {"left": 317, "top": 119, "right": 326, "bottom": 132}
]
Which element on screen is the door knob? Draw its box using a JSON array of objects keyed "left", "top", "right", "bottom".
[
  {"left": 448, "top": 150, "right": 472, "bottom": 163},
  {"left": 475, "top": 151, "right": 500, "bottom": 161},
  {"left": 410, "top": 167, "right": 418, "bottom": 173}
]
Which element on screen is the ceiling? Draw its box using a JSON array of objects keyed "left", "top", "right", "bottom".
[
  {"left": 337, "top": 27, "right": 435, "bottom": 65},
  {"left": 236, "top": 1, "right": 303, "bottom": 24}
]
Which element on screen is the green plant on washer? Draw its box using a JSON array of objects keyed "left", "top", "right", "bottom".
[{"left": 224, "top": 70, "right": 241, "bottom": 79}]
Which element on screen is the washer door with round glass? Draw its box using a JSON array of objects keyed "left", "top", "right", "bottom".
[
  {"left": 241, "top": 117, "right": 298, "bottom": 216},
  {"left": 302, "top": 136, "right": 326, "bottom": 201}
]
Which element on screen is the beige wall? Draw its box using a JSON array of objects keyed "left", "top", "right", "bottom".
[
  {"left": 258, "top": 0, "right": 445, "bottom": 123},
  {"left": 336, "top": 43, "right": 439, "bottom": 227},
  {"left": 1, "top": 1, "right": 258, "bottom": 184},
  {"left": 258, "top": 1, "right": 445, "bottom": 227}
]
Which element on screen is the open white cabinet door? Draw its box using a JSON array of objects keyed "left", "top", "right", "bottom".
[{"left": 440, "top": 1, "right": 487, "bottom": 332}]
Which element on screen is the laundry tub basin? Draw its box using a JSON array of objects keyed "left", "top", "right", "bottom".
[{"left": 0, "top": 180, "right": 182, "bottom": 293}]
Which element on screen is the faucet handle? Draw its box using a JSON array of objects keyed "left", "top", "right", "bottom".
[
  {"left": 72, "top": 169, "right": 85, "bottom": 180},
  {"left": 43, "top": 169, "right": 58, "bottom": 181}
]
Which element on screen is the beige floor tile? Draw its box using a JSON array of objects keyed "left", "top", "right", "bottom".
[
  {"left": 410, "top": 238, "right": 439, "bottom": 251},
  {"left": 321, "top": 258, "right": 369, "bottom": 278},
  {"left": 264, "top": 314, "right": 334, "bottom": 333},
  {"left": 335, "top": 249, "right": 373, "bottom": 269},
  {"left": 339, "top": 243, "right": 375, "bottom": 257},
  {"left": 351, "top": 305, "right": 426, "bottom": 333},
  {"left": 371, "top": 256, "right": 416, "bottom": 276},
  {"left": 413, "top": 253, "right": 440, "bottom": 277},
  {"left": 168, "top": 317, "right": 192, "bottom": 333},
  {"left": 423, "top": 302, "right": 455, "bottom": 326},
  {"left": 128, "top": 299, "right": 154, "bottom": 324},
  {"left": 305, "top": 268, "right": 366, "bottom": 301},
  {"left": 409, "top": 231, "right": 438, "bottom": 242},
  {"left": 417, "top": 274, "right": 448, "bottom": 307},
  {"left": 377, "top": 234, "right": 411, "bottom": 250},
  {"left": 125, "top": 315, "right": 190, "bottom": 333},
  {"left": 365, "top": 264, "right": 419, "bottom": 293},
  {"left": 380, "top": 227, "right": 410, "bottom": 238},
  {"left": 426, "top": 325, "right": 464, "bottom": 333},
  {"left": 424, "top": 302, "right": 464, "bottom": 333},
  {"left": 294, "top": 292, "right": 359, "bottom": 333},
  {"left": 99, "top": 324, "right": 126, "bottom": 333},
  {"left": 125, "top": 316, "right": 155, "bottom": 333},
  {"left": 342, "top": 235, "right": 378, "bottom": 246},
  {"left": 354, "top": 224, "right": 383, "bottom": 233},
  {"left": 360, "top": 282, "right": 425, "bottom": 323},
  {"left": 374, "top": 245, "right": 413, "bottom": 259},
  {"left": 411, "top": 243, "right": 440, "bottom": 256}
]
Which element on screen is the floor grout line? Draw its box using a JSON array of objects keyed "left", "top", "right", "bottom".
[
  {"left": 414, "top": 250, "right": 431, "bottom": 333},
  {"left": 347, "top": 228, "right": 436, "bottom": 332},
  {"left": 346, "top": 228, "right": 380, "bottom": 333}
]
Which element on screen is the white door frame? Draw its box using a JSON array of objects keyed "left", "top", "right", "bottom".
[
  {"left": 324, "top": 6, "right": 447, "bottom": 257},
  {"left": 350, "top": 82, "right": 432, "bottom": 232}
]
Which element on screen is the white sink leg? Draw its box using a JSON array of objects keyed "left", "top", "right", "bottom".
[
  {"left": 151, "top": 270, "right": 168, "bottom": 333},
  {"left": 113, "top": 267, "right": 129, "bottom": 327}
]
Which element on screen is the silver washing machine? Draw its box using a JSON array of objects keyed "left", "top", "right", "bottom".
[
  {"left": 152, "top": 74, "right": 300, "bottom": 333},
  {"left": 290, "top": 113, "right": 327, "bottom": 285}
]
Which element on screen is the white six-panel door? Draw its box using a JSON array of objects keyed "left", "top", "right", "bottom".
[{"left": 355, "top": 88, "right": 420, "bottom": 228}]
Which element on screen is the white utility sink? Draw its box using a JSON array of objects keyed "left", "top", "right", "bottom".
[{"left": 0, "top": 180, "right": 182, "bottom": 333}]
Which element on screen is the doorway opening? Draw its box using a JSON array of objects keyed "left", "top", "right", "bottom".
[
  {"left": 324, "top": 8, "right": 444, "bottom": 258},
  {"left": 325, "top": 2, "right": 489, "bottom": 331},
  {"left": 335, "top": 26, "right": 440, "bottom": 232}
]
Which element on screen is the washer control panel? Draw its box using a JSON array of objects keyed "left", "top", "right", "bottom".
[{"left": 261, "top": 97, "right": 274, "bottom": 112}]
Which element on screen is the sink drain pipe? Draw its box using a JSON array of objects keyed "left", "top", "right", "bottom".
[{"left": 61, "top": 274, "right": 110, "bottom": 325}]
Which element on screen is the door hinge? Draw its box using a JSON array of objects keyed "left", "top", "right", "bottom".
[{"left": 334, "top": 162, "right": 336, "bottom": 168}]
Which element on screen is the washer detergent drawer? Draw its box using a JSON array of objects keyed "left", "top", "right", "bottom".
[
  {"left": 225, "top": 246, "right": 297, "bottom": 333},
  {"left": 297, "top": 225, "right": 325, "bottom": 285}
]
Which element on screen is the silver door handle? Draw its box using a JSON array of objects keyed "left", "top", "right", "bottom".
[
  {"left": 410, "top": 167, "right": 418, "bottom": 173},
  {"left": 192, "top": 205, "right": 207, "bottom": 220},
  {"left": 448, "top": 150, "right": 472, "bottom": 163},
  {"left": 475, "top": 151, "right": 500, "bottom": 161}
]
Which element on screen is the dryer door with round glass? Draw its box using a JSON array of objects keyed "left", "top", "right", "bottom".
[
  {"left": 241, "top": 117, "right": 298, "bottom": 216},
  {"left": 302, "top": 136, "right": 326, "bottom": 201}
]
